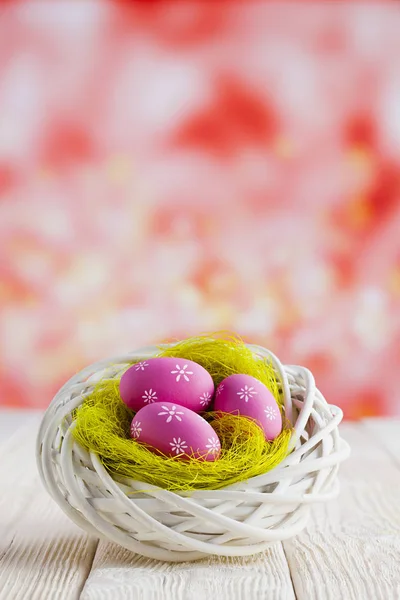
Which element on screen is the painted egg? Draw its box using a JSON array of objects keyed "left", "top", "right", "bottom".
[
  {"left": 214, "top": 374, "right": 282, "bottom": 441},
  {"left": 120, "top": 357, "right": 215, "bottom": 413},
  {"left": 130, "top": 401, "right": 221, "bottom": 461}
]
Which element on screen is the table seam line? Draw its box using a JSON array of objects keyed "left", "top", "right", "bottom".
[{"left": 77, "top": 537, "right": 100, "bottom": 600}]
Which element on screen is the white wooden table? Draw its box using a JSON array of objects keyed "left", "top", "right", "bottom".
[{"left": 1, "top": 411, "right": 400, "bottom": 599}]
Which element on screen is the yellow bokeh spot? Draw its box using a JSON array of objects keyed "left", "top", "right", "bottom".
[
  {"left": 106, "top": 155, "right": 133, "bottom": 184},
  {"left": 279, "top": 305, "right": 300, "bottom": 329},
  {"left": 273, "top": 136, "right": 294, "bottom": 159},
  {"left": 212, "top": 302, "right": 236, "bottom": 326},
  {"left": 346, "top": 145, "right": 374, "bottom": 171},
  {"left": 347, "top": 196, "right": 372, "bottom": 229},
  {"left": 388, "top": 268, "right": 400, "bottom": 297},
  {"left": 36, "top": 166, "right": 54, "bottom": 181}
]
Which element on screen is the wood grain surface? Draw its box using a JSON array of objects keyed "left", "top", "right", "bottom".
[
  {"left": 0, "top": 417, "right": 98, "bottom": 600},
  {"left": 1, "top": 414, "right": 400, "bottom": 599},
  {"left": 283, "top": 422, "right": 400, "bottom": 600},
  {"left": 81, "top": 540, "right": 295, "bottom": 600}
]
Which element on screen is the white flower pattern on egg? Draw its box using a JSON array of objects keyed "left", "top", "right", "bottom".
[
  {"left": 158, "top": 405, "right": 185, "bottom": 423},
  {"left": 169, "top": 437, "right": 188, "bottom": 455},
  {"left": 205, "top": 437, "right": 220, "bottom": 454},
  {"left": 120, "top": 357, "right": 214, "bottom": 413},
  {"left": 264, "top": 406, "right": 278, "bottom": 421},
  {"left": 214, "top": 374, "right": 282, "bottom": 441},
  {"left": 199, "top": 391, "right": 212, "bottom": 407},
  {"left": 237, "top": 385, "right": 257, "bottom": 402},
  {"left": 131, "top": 421, "right": 142, "bottom": 438},
  {"left": 134, "top": 361, "right": 149, "bottom": 371},
  {"left": 142, "top": 389, "right": 157, "bottom": 404},
  {"left": 171, "top": 364, "right": 194, "bottom": 382},
  {"left": 216, "top": 383, "right": 224, "bottom": 396}
]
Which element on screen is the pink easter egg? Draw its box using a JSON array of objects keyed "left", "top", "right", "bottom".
[
  {"left": 120, "top": 357, "right": 214, "bottom": 413},
  {"left": 214, "top": 374, "right": 282, "bottom": 441},
  {"left": 130, "top": 402, "right": 221, "bottom": 461}
]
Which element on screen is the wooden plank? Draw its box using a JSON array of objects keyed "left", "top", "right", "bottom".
[
  {"left": 283, "top": 421, "right": 400, "bottom": 600},
  {"left": 0, "top": 410, "right": 43, "bottom": 444},
  {"left": 81, "top": 540, "right": 295, "bottom": 600},
  {"left": 5, "top": 412, "right": 398, "bottom": 599},
  {"left": 363, "top": 418, "right": 400, "bottom": 468},
  {"left": 0, "top": 419, "right": 99, "bottom": 600}
]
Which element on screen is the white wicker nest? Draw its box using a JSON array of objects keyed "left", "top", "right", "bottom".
[{"left": 37, "top": 344, "right": 350, "bottom": 562}]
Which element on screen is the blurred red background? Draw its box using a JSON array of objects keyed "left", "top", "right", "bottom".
[{"left": 1, "top": 2, "right": 400, "bottom": 418}]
